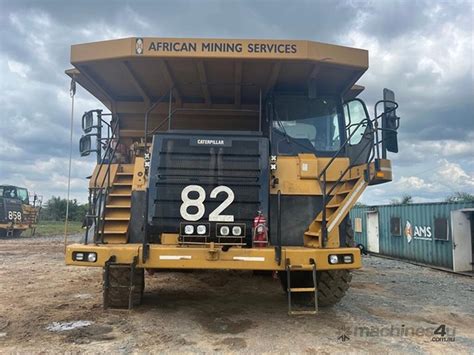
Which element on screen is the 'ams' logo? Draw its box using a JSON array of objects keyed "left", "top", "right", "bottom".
[
  {"left": 404, "top": 220, "right": 432, "bottom": 243},
  {"left": 135, "top": 38, "right": 144, "bottom": 55}
]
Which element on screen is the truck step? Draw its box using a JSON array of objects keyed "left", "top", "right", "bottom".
[
  {"left": 99, "top": 229, "right": 128, "bottom": 234},
  {"left": 289, "top": 287, "right": 316, "bottom": 293},
  {"left": 304, "top": 231, "right": 320, "bottom": 238},
  {"left": 109, "top": 193, "right": 132, "bottom": 197},
  {"left": 336, "top": 189, "right": 352, "bottom": 195}
]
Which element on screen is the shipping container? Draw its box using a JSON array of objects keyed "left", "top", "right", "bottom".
[{"left": 350, "top": 202, "right": 474, "bottom": 272}]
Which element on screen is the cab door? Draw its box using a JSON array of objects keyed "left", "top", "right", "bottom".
[{"left": 343, "top": 99, "right": 374, "bottom": 166}]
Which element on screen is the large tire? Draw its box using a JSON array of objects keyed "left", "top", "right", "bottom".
[
  {"left": 279, "top": 218, "right": 355, "bottom": 307},
  {"left": 339, "top": 217, "right": 355, "bottom": 247},
  {"left": 13, "top": 229, "right": 23, "bottom": 237},
  {"left": 0, "top": 229, "right": 22, "bottom": 238},
  {"left": 279, "top": 269, "right": 352, "bottom": 307},
  {"left": 104, "top": 266, "right": 144, "bottom": 309},
  {"left": 317, "top": 269, "right": 352, "bottom": 307}
]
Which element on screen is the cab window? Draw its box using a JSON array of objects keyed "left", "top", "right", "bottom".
[
  {"left": 272, "top": 96, "right": 342, "bottom": 154},
  {"left": 17, "top": 188, "right": 29, "bottom": 204}
]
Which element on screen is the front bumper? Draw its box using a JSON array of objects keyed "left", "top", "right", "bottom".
[
  {"left": 65, "top": 244, "right": 362, "bottom": 271},
  {"left": 0, "top": 223, "right": 29, "bottom": 231}
]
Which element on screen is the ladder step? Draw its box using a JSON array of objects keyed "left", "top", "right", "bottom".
[
  {"left": 289, "top": 287, "right": 316, "bottom": 293},
  {"left": 288, "top": 264, "right": 315, "bottom": 270},
  {"left": 113, "top": 182, "right": 132, "bottom": 186},
  {"left": 106, "top": 204, "right": 131, "bottom": 209},
  {"left": 99, "top": 229, "right": 127, "bottom": 234},
  {"left": 109, "top": 193, "right": 132, "bottom": 197},
  {"left": 326, "top": 203, "right": 339, "bottom": 209},
  {"left": 104, "top": 217, "right": 130, "bottom": 221},
  {"left": 289, "top": 310, "right": 318, "bottom": 315},
  {"left": 336, "top": 189, "right": 352, "bottom": 195},
  {"left": 304, "top": 231, "right": 320, "bottom": 238},
  {"left": 116, "top": 172, "right": 133, "bottom": 176},
  {"left": 347, "top": 175, "right": 362, "bottom": 181}
]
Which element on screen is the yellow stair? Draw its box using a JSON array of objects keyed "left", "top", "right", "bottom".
[
  {"left": 99, "top": 164, "right": 134, "bottom": 244},
  {"left": 304, "top": 172, "right": 367, "bottom": 248}
]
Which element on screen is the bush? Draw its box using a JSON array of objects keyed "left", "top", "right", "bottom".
[{"left": 40, "top": 196, "right": 88, "bottom": 222}]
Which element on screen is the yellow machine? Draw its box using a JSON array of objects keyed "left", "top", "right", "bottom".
[
  {"left": 65, "top": 37, "right": 400, "bottom": 314},
  {"left": 0, "top": 185, "right": 42, "bottom": 237}
]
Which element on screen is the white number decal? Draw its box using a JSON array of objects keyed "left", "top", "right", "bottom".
[
  {"left": 179, "top": 185, "right": 235, "bottom": 222},
  {"left": 7, "top": 211, "right": 22, "bottom": 221},
  {"left": 209, "top": 186, "right": 235, "bottom": 222},
  {"left": 180, "top": 185, "right": 206, "bottom": 221}
]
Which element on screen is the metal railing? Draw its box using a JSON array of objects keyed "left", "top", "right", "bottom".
[
  {"left": 84, "top": 118, "right": 120, "bottom": 245},
  {"left": 318, "top": 100, "right": 399, "bottom": 246}
]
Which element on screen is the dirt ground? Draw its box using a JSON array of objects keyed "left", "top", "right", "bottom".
[{"left": 1, "top": 235, "right": 473, "bottom": 353}]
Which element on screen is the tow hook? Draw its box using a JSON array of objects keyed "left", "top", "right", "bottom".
[{"left": 206, "top": 242, "right": 220, "bottom": 261}]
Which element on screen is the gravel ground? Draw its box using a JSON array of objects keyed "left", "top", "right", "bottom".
[{"left": 0, "top": 234, "right": 473, "bottom": 353}]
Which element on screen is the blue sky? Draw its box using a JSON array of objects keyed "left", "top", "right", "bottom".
[{"left": 0, "top": 0, "right": 473, "bottom": 204}]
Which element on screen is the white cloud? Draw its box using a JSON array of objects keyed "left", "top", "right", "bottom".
[
  {"left": 436, "top": 159, "right": 474, "bottom": 187},
  {"left": 7, "top": 59, "right": 31, "bottom": 78}
]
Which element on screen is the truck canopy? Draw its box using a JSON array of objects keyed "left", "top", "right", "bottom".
[{"left": 67, "top": 37, "right": 367, "bottom": 138}]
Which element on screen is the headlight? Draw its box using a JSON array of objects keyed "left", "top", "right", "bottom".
[
  {"left": 75, "top": 252, "right": 84, "bottom": 261},
  {"left": 184, "top": 225, "right": 194, "bottom": 235},
  {"left": 220, "top": 226, "right": 230, "bottom": 236},
  {"left": 197, "top": 225, "right": 207, "bottom": 235},
  {"left": 87, "top": 253, "right": 97, "bottom": 262},
  {"left": 232, "top": 226, "right": 242, "bottom": 236},
  {"left": 329, "top": 255, "right": 339, "bottom": 264}
]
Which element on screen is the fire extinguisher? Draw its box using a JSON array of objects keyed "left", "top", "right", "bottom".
[{"left": 252, "top": 211, "right": 268, "bottom": 247}]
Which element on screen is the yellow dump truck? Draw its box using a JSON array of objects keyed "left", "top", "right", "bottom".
[
  {"left": 0, "top": 185, "right": 42, "bottom": 237},
  {"left": 65, "top": 37, "right": 399, "bottom": 314}
]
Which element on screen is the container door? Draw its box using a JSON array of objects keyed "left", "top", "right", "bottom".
[
  {"left": 366, "top": 212, "right": 380, "bottom": 253},
  {"left": 451, "top": 210, "right": 473, "bottom": 272}
]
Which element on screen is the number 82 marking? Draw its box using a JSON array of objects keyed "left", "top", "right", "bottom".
[{"left": 180, "top": 185, "right": 234, "bottom": 222}]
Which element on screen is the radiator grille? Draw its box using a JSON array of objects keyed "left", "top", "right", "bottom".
[{"left": 148, "top": 133, "right": 269, "bottom": 245}]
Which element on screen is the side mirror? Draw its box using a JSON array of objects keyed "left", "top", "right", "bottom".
[
  {"left": 82, "top": 111, "right": 94, "bottom": 133},
  {"left": 79, "top": 135, "right": 92, "bottom": 156},
  {"left": 382, "top": 89, "right": 400, "bottom": 154}
]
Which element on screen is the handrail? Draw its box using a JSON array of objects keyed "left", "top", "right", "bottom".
[
  {"left": 83, "top": 117, "right": 121, "bottom": 245},
  {"left": 318, "top": 102, "right": 394, "bottom": 246}
]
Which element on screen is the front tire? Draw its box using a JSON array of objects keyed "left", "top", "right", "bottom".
[
  {"left": 103, "top": 266, "right": 144, "bottom": 308},
  {"left": 279, "top": 218, "right": 356, "bottom": 307},
  {"left": 279, "top": 269, "right": 352, "bottom": 307}
]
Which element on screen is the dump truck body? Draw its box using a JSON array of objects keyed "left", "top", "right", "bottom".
[{"left": 65, "top": 37, "right": 399, "bottom": 313}]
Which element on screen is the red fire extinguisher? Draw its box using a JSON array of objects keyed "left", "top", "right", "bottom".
[{"left": 252, "top": 211, "right": 268, "bottom": 247}]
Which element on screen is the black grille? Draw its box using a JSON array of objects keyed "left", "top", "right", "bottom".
[
  {"left": 0, "top": 197, "right": 22, "bottom": 223},
  {"left": 148, "top": 132, "right": 269, "bottom": 245}
]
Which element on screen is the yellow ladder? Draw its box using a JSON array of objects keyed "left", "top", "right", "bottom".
[
  {"left": 100, "top": 164, "right": 134, "bottom": 244},
  {"left": 286, "top": 259, "right": 318, "bottom": 316}
]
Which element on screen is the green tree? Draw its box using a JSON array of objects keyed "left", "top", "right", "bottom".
[
  {"left": 40, "top": 196, "right": 88, "bottom": 222},
  {"left": 445, "top": 192, "right": 474, "bottom": 203},
  {"left": 390, "top": 194, "right": 413, "bottom": 205}
]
